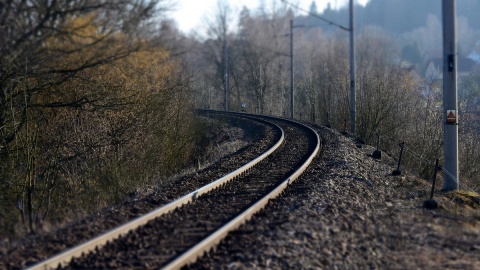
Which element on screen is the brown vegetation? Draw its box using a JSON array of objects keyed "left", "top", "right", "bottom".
[
  {"left": 0, "top": 0, "right": 203, "bottom": 238},
  {"left": 192, "top": 2, "right": 479, "bottom": 194},
  {"left": 2, "top": 0, "right": 480, "bottom": 242}
]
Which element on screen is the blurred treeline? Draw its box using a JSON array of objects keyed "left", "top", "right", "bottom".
[
  {"left": 0, "top": 0, "right": 205, "bottom": 238},
  {"left": 190, "top": 1, "right": 480, "bottom": 194},
  {"left": 2, "top": 0, "right": 480, "bottom": 239}
]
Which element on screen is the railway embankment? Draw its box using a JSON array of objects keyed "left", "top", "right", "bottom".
[{"left": 190, "top": 125, "right": 480, "bottom": 269}]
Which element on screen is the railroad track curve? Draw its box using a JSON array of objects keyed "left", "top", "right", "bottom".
[{"left": 27, "top": 111, "right": 320, "bottom": 270}]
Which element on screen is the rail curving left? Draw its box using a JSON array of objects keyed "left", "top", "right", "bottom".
[{"left": 27, "top": 111, "right": 320, "bottom": 270}]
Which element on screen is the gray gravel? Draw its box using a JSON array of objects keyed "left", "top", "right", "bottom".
[
  {"left": 2, "top": 119, "right": 479, "bottom": 269},
  {"left": 60, "top": 117, "right": 314, "bottom": 269},
  {"left": 0, "top": 115, "right": 277, "bottom": 269},
  {"left": 188, "top": 125, "right": 480, "bottom": 269}
]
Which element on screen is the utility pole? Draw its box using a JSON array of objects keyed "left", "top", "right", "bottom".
[
  {"left": 223, "top": 36, "right": 228, "bottom": 111},
  {"left": 290, "top": 19, "right": 294, "bottom": 118},
  {"left": 349, "top": 0, "right": 356, "bottom": 135},
  {"left": 442, "top": 0, "right": 459, "bottom": 190},
  {"left": 289, "top": 19, "right": 307, "bottom": 119},
  {"left": 281, "top": 0, "right": 354, "bottom": 126}
]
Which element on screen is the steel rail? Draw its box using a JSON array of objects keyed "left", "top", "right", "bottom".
[
  {"left": 28, "top": 113, "right": 284, "bottom": 270},
  {"left": 163, "top": 115, "right": 320, "bottom": 269}
]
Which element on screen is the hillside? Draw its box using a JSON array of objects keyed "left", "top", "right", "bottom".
[
  {"left": 190, "top": 124, "right": 480, "bottom": 268},
  {"left": 1, "top": 119, "right": 479, "bottom": 268}
]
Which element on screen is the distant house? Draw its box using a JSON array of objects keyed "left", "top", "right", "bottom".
[
  {"left": 467, "top": 51, "right": 480, "bottom": 64},
  {"left": 425, "top": 59, "right": 442, "bottom": 83},
  {"left": 401, "top": 64, "right": 422, "bottom": 81},
  {"left": 423, "top": 57, "right": 479, "bottom": 103},
  {"left": 424, "top": 57, "right": 476, "bottom": 82}
]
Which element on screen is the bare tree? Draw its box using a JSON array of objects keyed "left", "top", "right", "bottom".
[
  {"left": 0, "top": 0, "right": 170, "bottom": 234},
  {"left": 200, "top": 0, "right": 232, "bottom": 110}
]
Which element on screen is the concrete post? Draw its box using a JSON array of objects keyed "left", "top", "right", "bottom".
[
  {"left": 290, "top": 19, "right": 294, "bottom": 119},
  {"left": 442, "top": 0, "right": 459, "bottom": 190},
  {"left": 349, "top": 0, "right": 356, "bottom": 135}
]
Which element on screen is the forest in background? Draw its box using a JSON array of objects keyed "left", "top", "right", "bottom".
[
  {"left": 0, "top": 0, "right": 206, "bottom": 238},
  {"left": 1, "top": 0, "right": 480, "bottom": 240},
  {"left": 303, "top": 0, "right": 480, "bottom": 57},
  {"left": 186, "top": 0, "right": 480, "bottom": 201}
]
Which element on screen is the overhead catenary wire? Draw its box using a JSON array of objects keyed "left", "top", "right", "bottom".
[{"left": 280, "top": 0, "right": 350, "bottom": 31}]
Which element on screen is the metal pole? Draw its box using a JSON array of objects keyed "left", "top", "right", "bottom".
[
  {"left": 224, "top": 35, "right": 228, "bottom": 111},
  {"left": 392, "top": 141, "right": 405, "bottom": 176},
  {"left": 349, "top": 0, "right": 356, "bottom": 135},
  {"left": 442, "top": 0, "right": 459, "bottom": 190},
  {"left": 430, "top": 159, "right": 441, "bottom": 200},
  {"left": 290, "top": 19, "right": 294, "bottom": 119},
  {"left": 259, "top": 65, "right": 261, "bottom": 114}
]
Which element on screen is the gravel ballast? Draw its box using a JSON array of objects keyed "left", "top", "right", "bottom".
[
  {"left": 0, "top": 115, "right": 277, "bottom": 269},
  {"left": 2, "top": 120, "right": 479, "bottom": 269},
  {"left": 189, "top": 125, "right": 480, "bottom": 269}
]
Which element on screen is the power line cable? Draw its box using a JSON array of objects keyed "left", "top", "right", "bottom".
[
  {"left": 280, "top": 0, "right": 350, "bottom": 31},
  {"left": 404, "top": 146, "right": 433, "bottom": 165},
  {"left": 443, "top": 168, "right": 477, "bottom": 193}
]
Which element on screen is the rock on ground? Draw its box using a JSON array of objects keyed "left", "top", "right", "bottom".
[{"left": 189, "top": 126, "right": 480, "bottom": 269}]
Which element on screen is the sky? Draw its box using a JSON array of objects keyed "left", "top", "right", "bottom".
[{"left": 170, "top": 0, "right": 369, "bottom": 35}]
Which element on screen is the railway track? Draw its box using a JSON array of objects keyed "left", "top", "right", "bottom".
[{"left": 25, "top": 111, "right": 320, "bottom": 270}]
